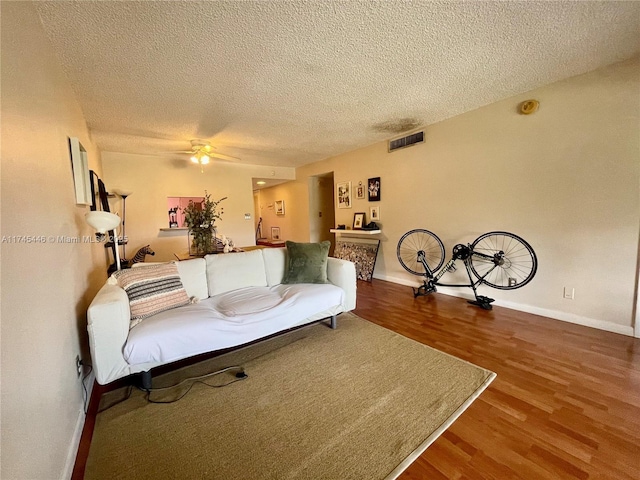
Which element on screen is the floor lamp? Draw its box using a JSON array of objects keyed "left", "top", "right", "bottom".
[
  {"left": 114, "top": 191, "right": 132, "bottom": 260},
  {"left": 85, "top": 211, "right": 122, "bottom": 271}
]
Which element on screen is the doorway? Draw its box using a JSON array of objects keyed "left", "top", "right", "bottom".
[{"left": 308, "top": 172, "right": 335, "bottom": 255}]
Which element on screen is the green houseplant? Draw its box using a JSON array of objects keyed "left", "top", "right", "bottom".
[{"left": 183, "top": 192, "right": 227, "bottom": 255}]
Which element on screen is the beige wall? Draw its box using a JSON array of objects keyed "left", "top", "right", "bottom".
[
  {"left": 101, "top": 152, "right": 295, "bottom": 261},
  {"left": 1, "top": 3, "right": 108, "bottom": 478},
  {"left": 254, "top": 181, "right": 307, "bottom": 242},
  {"left": 295, "top": 57, "right": 640, "bottom": 335}
]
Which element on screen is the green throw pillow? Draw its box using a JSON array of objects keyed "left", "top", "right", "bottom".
[{"left": 282, "top": 241, "right": 331, "bottom": 284}]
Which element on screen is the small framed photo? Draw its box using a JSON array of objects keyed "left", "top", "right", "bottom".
[
  {"left": 275, "top": 200, "right": 285, "bottom": 215},
  {"left": 271, "top": 226, "right": 281, "bottom": 240},
  {"left": 337, "top": 181, "right": 352, "bottom": 209},
  {"left": 356, "top": 181, "right": 365, "bottom": 199},
  {"left": 368, "top": 177, "right": 381, "bottom": 201},
  {"left": 370, "top": 206, "right": 380, "bottom": 221},
  {"left": 353, "top": 212, "right": 366, "bottom": 229}
]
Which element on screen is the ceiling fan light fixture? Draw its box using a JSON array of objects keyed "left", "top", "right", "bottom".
[{"left": 182, "top": 139, "right": 239, "bottom": 171}]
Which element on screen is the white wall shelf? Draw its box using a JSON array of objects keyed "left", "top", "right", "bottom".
[{"left": 330, "top": 229, "right": 381, "bottom": 235}]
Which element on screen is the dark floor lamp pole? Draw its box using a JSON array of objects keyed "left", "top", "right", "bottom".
[{"left": 118, "top": 192, "right": 132, "bottom": 259}]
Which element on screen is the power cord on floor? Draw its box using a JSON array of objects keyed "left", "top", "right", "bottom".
[
  {"left": 80, "top": 361, "right": 130, "bottom": 414},
  {"left": 144, "top": 366, "right": 248, "bottom": 404},
  {"left": 92, "top": 365, "right": 247, "bottom": 412},
  {"left": 80, "top": 362, "right": 94, "bottom": 414},
  {"left": 98, "top": 385, "right": 133, "bottom": 413}
]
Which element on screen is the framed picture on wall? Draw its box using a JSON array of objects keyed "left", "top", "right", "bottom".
[
  {"left": 275, "top": 200, "right": 285, "bottom": 215},
  {"left": 370, "top": 206, "right": 380, "bottom": 221},
  {"left": 337, "top": 181, "right": 352, "bottom": 209},
  {"left": 368, "top": 177, "right": 381, "bottom": 202},
  {"left": 271, "top": 226, "right": 281, "bottom": 240},
  {"left": 353, "top": 212, "right": 365, "bottom": 229},
  {"left": 68, "top": 137, "right": 92, "bottom": 205},
  {"left": 356, "top": 181, "right": 365, "bottom": 199}
]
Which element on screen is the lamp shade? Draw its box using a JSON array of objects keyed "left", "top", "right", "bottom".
[{"left": 85, "top": 211, "right": 121, "bottom": 233}]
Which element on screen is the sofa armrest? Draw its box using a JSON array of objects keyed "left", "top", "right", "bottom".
[
  {"left": 327, "top": 257, "right": 357, "bottom": 311},
  {"left": 87, "top": 284, "right": 131, "bottom": 385}
]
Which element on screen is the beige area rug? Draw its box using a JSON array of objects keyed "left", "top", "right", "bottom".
[{"left": 86, "top": 313, "right": 496, "bottom": 480}]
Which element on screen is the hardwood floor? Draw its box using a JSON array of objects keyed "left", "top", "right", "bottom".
[
  {"left": 74, "top": 278, "right": 640, "bottom": 479},
  {"left": 354, "top": 279, "right": 640, "bottom": 480}
]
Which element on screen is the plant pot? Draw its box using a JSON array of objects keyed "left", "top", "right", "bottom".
[{"left": 189, "top": 228, "right": 217, "bottom": 256}]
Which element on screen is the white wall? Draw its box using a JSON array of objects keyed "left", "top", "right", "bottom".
[
  {"left": 101, "top": 152, "right": 295, "bottom": 261},
  {"left": 295, "top": 57, "right": 640, "bottom": 336},
  {"left": 1, "top": 3, "right": 108, "bottom": 478}
]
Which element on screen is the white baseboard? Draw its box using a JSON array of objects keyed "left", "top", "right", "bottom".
[
  {"left": 374, "top": 274, "right": 635, "bottom": 337},
  {"left": 61, "top": 370, "right": 95, "bottom": 480}
]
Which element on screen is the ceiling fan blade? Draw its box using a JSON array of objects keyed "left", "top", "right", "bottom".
[{"left": 210, "top": 152, "right": 240, "bottom": 162}]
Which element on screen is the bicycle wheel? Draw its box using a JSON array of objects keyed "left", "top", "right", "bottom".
[
  {"left": 397, "top": 229, "right": 445, "bottom": 276},
  {"left": 469, "top": 231, "right": 537, "bottom": 290}
]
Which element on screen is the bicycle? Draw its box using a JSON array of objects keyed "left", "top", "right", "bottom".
[{"left": 396, "top": 230, "right": 538, "bottom": 310}]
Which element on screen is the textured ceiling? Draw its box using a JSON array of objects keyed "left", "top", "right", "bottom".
[{"left": 34, "top": 1, "right": 640, "bottom": 168}]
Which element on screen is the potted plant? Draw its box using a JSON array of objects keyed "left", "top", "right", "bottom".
[{"left": 182, "top": 192, "right": 227, "bottom": 255}]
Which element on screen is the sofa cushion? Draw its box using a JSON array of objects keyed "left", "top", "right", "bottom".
[
  {"left": 215, "top": 286, "right": 284, "bottom": 316},
  {"left": 262, "top": 247, "right": 286, "bottom": 286},
  {"left": 130, "top": 259, "right": 208, "bottom": 300},
  {"left": 282, "top": 241, "right": 331, "bottom": 284},
  {"left": 206, "top": 249, "right": 267, "bottom": 296},
  {"left": 123, "top": 283, "right": 345, "bottom": 365},
  {"left": 175, "top": 258, "right": 208, "bottom": 300},
  {"left": 112, "top": 262, "right": 190, "bottom": 327}
]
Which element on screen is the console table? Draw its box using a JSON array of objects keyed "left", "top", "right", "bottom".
[
  {"left": 330, "top": 229, "right": 381, "bottom": 282},
  {"left": 256, "top": 239, "right": 286, "bottom": 248}
]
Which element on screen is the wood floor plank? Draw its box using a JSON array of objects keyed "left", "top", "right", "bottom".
[{"left": 353, "top": 279, "right": 640, "bottom": 479}]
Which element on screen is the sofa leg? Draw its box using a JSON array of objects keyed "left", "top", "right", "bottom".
[
  {"left": 140, "top": 370, "right": 152, "bottom": 391},
  {"left": 330, "top": 315, "right": 337, "bottom": 329}
]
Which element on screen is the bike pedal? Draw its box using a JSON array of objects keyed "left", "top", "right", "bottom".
[
  {"left": 467, "top": 300, "right": 493, "bottom": 310},
  {"left": 476, "top": 296, "right": 495, "bottom": 303}
]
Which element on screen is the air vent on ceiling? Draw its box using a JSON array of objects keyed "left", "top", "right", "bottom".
[{"left": 388, "top": 131, "right": 424, "bottom": 152}]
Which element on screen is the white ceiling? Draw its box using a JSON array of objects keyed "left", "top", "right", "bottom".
[{"left": 34, "top": 1, "right": 639, "bottom": 168}]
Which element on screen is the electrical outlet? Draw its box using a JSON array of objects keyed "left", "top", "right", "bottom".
[
  {"left": 75, "top": 355, "right": 82, "bottom": 377},
  {"left": 563, "top": 287, "right": 575, "bottom": 300},
  {"left": 508, "top": 277, "right": 517, "bottom": 287}
]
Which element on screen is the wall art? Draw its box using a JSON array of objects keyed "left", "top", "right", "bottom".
[
  {"left": 336, "top": 181, "right": 352, "bottom": 209},
  {"left": 368, "top": 177, "right": 381, "bottom": 201}
]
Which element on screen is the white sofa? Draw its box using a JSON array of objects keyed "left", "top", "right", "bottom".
[{"left": 87, "top": 248, "right": 357, "bottom": 385}]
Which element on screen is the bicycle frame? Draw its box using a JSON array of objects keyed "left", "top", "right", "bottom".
[{"left": 414, "top": 243, "right": 504, "bottom": 309}]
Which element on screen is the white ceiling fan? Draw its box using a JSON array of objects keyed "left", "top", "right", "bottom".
[{"left": 175, "top": 140, "right": 240, "bottom": 172}]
